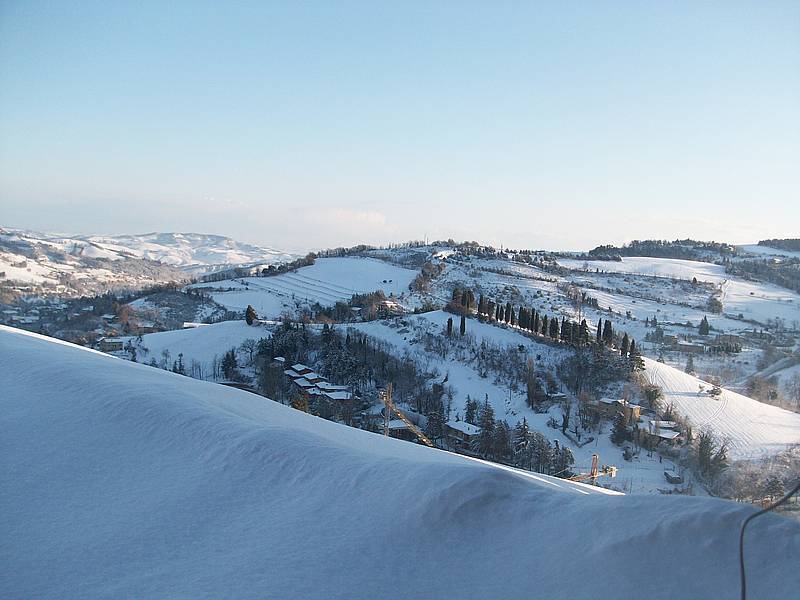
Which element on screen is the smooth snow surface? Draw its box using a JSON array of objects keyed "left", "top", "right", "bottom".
[{"left": 2, "top": 325, "right": 799, "bottom": 599}]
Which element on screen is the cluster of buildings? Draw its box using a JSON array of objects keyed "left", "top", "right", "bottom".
[
  {"left": 276, "top": 358, "right": 355, "bottom": 405},
  {"left": 590, "top": 397, "right": 684, "bottom": 448}
]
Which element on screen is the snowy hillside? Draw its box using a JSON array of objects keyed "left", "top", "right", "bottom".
[
  {"left": 0, "top": 227, "right": 298, "bottom": 298},
  {"left": 123, "top": 320, "right": 271, "bottom": 378},
  {"left": 83, "top": 232, "right": 297, "bottom": 273},
  {"left": 0, "top": 227, "right": 188, "bottom": 297},
  {"left": 2, "top": 324, "right": 799, "bottom": 599},
  {"left": 557, "top": 255, "right": 800, "bottom": 325},
  {"left": 189, "top": 257, "right": 418, "bottom": 317},
  {"left": 643, "top": 358, "right": 800, "bottom": 460}
]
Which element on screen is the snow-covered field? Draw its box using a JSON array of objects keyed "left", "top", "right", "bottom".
[
  {"left": 557, "top": 256, "right": 728, "bottom": 282},
  {"left": 2, "top": 324, "right": 799, "bottom": 599},
  {"left": 643, "top": 358, "right": 800, "bottom": 460},
  {"left": 125, "top": 320, "right": 271, "bottom": 376},
  {"left": 738, "top": 244, "right": 800, "bottom": 260},
  {"left": 190, "top": 257, "right": 418, "bottom": 317},
  {"left": 557, "top": 255, "right": 800, "bottom": 325}
]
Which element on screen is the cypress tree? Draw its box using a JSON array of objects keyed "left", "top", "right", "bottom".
[
  {"left": 699, "top": 316, "right": 710, "bottom": 336},
  {"left": 446, "top": 317, "right": 453, "bottom": 336},
  {"left": 533, "top": 311, "right": 540, "bottom": 333},
  {"left": 620, "top": 333, "right": 630, "bottom": 356},
  {"left": 542, "top": 315, "right": 549, "bottom": 335},
  {"left": 460, "top": 314, "right": 466, "bottom": 336},
  {"left": 505, "top": 302, "right": 512, "bottom": 324},
  {"left": 549, "top": 317, "right": 559, "bottom": 338},
  {"left": 596, "top": 318, "right": 603, "bottom": 344},
  {"left": 602, "top": 320, "right": 613, "bottom": 345}
]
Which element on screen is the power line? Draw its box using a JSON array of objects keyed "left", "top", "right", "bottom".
[{"left": 739, "top": 479, "right": 800, "bottom": 600}]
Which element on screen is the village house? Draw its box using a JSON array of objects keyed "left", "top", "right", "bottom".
[
  {"left": 676, "top": 341, "right": 705, "bottom": 354},
  {"left": 590, "top": 398, "right": 641, "bottom": 423},
  {"left": 637, "top": 419, "right": 682, "bottom": 447},
  {"left": 445, "top": 420, "right": 481, "bottom": 451},
  {"left": 98, "top": 337, "right": 125, "bottom": 353}
]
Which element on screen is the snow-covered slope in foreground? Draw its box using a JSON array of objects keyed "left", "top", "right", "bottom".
[
  {"left": 643, "top": 357, "right": 800, "bottom": 460},
  {"left": 1, "top": 326, "right": 798, "bottom": 599}
]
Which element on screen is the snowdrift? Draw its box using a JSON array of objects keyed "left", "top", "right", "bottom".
[
  {"left": 1, "top": 325, "right": 798, "bottom": 599},
  {"left": 644, "top": 357, "right": 800, "bottom": 460}
]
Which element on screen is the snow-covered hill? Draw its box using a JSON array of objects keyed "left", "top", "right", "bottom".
[
  {"left": 643, "top": 358, "right": 800, "bottom": 460},
  {"left": 83, "top": 231, "right": 297, "bottom": 273},
  {"left": 189, "top": 257, "right": 418, "bottom": 317},
  {"left": 0, "top": 227, "right": 297, "bottom": 297},
  {"left": 0, "top": 227, "right": 189, "bottom": 296},
  {"left": 3, "top": 324, "right": 798, "bottom": 598}
]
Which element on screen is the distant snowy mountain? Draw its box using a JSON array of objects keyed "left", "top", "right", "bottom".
[
  {"left": 0, "top": 227, "right": 297, "bottom": 297},
  {"left": 2, "top": 324, "right": 798, "bottom": 599},
  {"left": 0, "top": 227, "right": 188, "bottom": 297},
  {"left": 82, "top": 232, "right": 297, "bottom": 273}
]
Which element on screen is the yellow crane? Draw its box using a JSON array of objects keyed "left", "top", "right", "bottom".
[
  {"left": 569, "top": 454, "right": 617, "bottom": 485},
  {"left": 379, "top": 384, "right": 435, "bottom": 448}
]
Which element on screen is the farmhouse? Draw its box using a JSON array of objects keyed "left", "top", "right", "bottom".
[
  {"left": 676, "top": 342, "right": 705, "bottom": 354},
  {"left": 590, "top": 398, "right": 641, "bottom": 422},
  {"left": 637, "top": 419, "right": 682, "bottom": 447},
  {"left": 445, "top": 420, "right": 481, "bottom": 451},
  {"left": 98, "top": 337, "right": 125, "bottom": 353}
]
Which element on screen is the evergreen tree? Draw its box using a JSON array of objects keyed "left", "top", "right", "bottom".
[
  {"left": 504, "top": 302, "right": 512, "bottom": 324},
  {"left": 698, "top": 316, "right": 710, "bottom": 336},
  {"left": 495, "top": 304, "right": 501, "bottom": 321},
  {"left": 552, "top": 443, "right": 575, "bottom": 478},
  {"left": 460, "top": 314, "right": 466, "bottom": 336},
  {"left": 513, "top": 418, "right": 532, "bottom": 467},
  {"left": 685, "top": 353, "right": 695, "bottom": 374},
  {"left": 464, "top": 397, "right": 479, "bottom": 424},
  {"left": 652, "top": 315, "right": 658, "bottom": 328},
  {"left": 560, "top": 317, "right": 568, "bottom": 341},
  {"left": 477, "top": 399, "right": 496, "bottom": 458},
  {"left": 509, "top": 307, "right": 516, "bottom": 326},
  {"left": 611, "top": 412, "right": 628, "bottom": 445},
  {"left": 596, "top": 318, "right": 603, "bottom": 344},
  {"left": 542, "top": 315, "right": 549, "bottom": 335},
  {"left": 531, "top": 431, "right": 552, "bottom": 473},
  {"left": 221, "top": 349, "right": 238, "bottom": 379},
  {"left": 478, "top": 294, "right": 486, "bottom": 316},
  {"left": 602, "top": 320, "right": 613, "bottom": 345},
  {"left": 549, "top": 317, "right": 559, "bottom": 339},
  {"left": 493, "top": 420, "right": 513, "bottom": 463},
  {"left": 620, "top": 333, "right": 630, "bottom": 357},
  {"left": 629, "top": 339, "right": 644, "bottom": 370},
  {"left": 446, "top": 317, "right": 453, "bottom": 336},
  {"left": 579, "top": 319, "right": 589, "bottom": 345},
  {"left": 425, "top": 398, "right": 446, "bottom": 444},
  {"left": 533, "top": 311, "right": 540, "bottom": 333},
  {"left": 245, "top": 304, "right": 258, "bottom": 325}
]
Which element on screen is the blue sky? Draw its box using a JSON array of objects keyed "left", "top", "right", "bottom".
[{"left": 1, "top": 1, "right": 798, "bottom": 251}]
